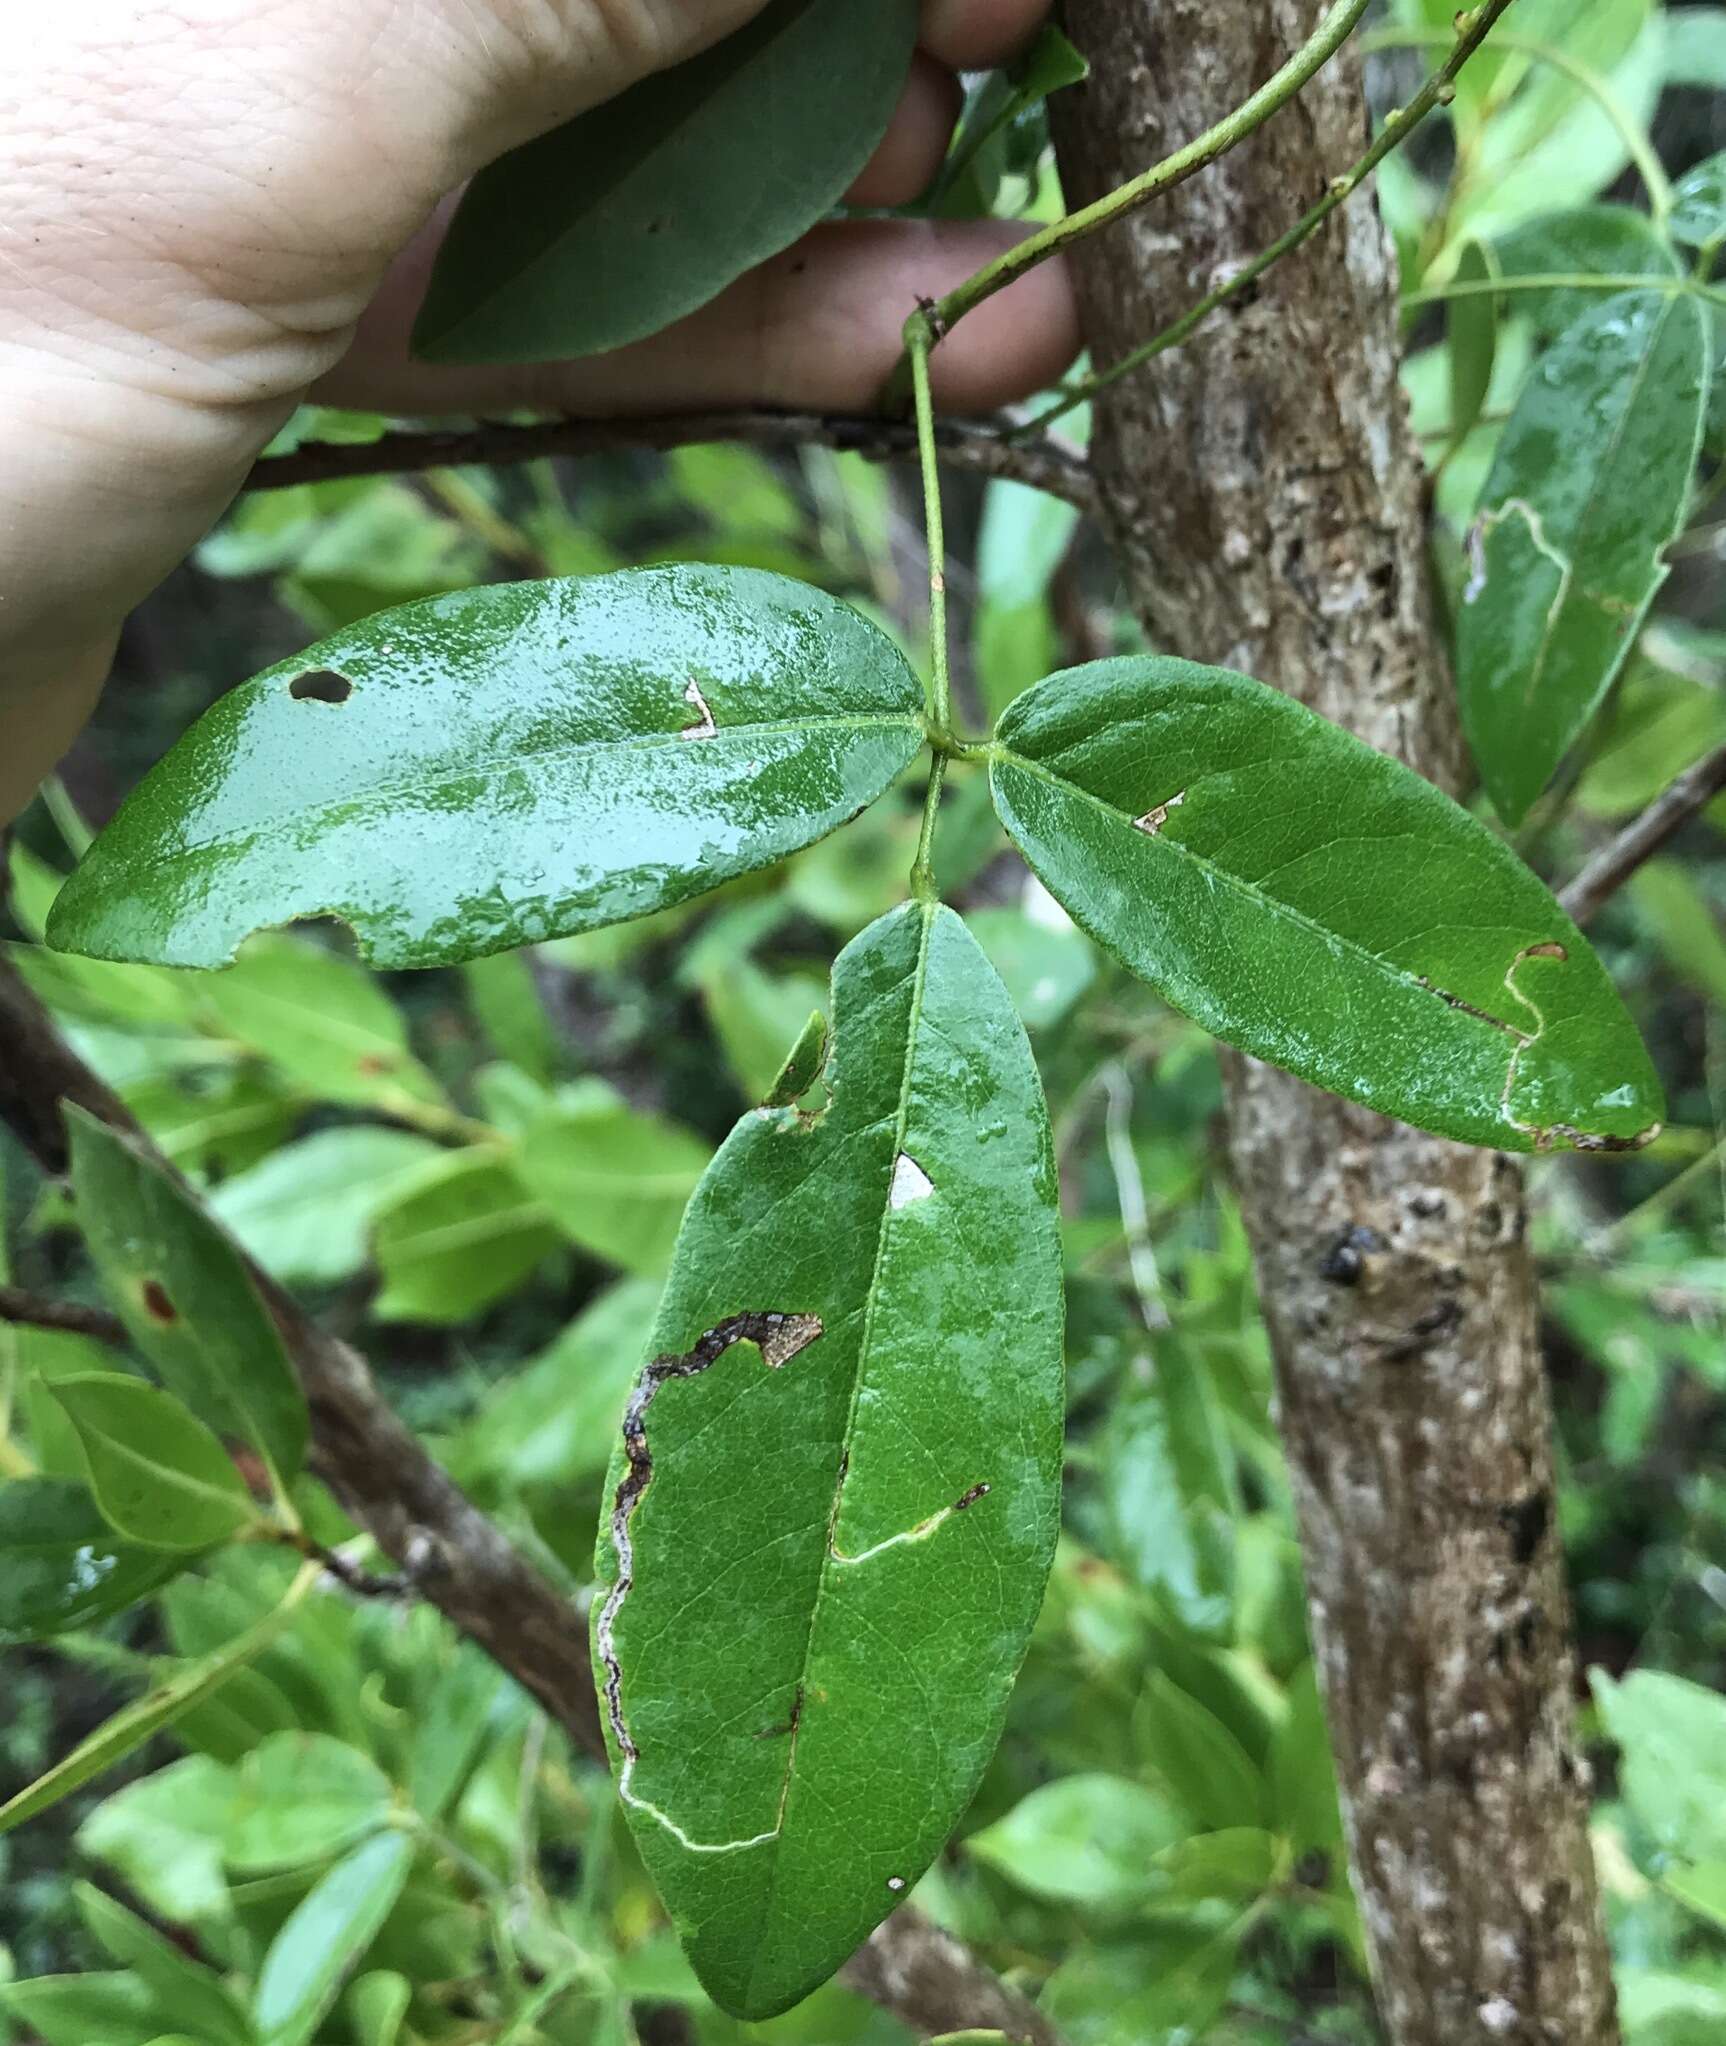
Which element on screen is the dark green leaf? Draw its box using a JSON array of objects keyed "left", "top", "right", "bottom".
[
  {"left": 252, "top": 1830, "right": 414, "bottom": 2046},
  {"left": 69, "top": 1109, "right": 308, "bottom": 1488},
  {"left": 593, "top": 903, "right": 1063, "bottom": 2018},
  {"left": 1672, "top": 149, "right": 1726, "bottom": 249},
  {"left": 1490, "top": 205, "right": 1680, "bottom": 340},
  {"left": 0, "top": 1477, "right": 184, "bottom": 1641},
  {"left": 49, "top": 1374, "right": 257, "bottom": 1552},
  {"left": 1456, "top": 290, "right": 1708, "bottom": 823},
  {"left": 1447, "top": 240, "right": 1499, "bottom": 449},
  {"left": 760, "top": 1007, "right": 829, "bottom": 1108},
  {"left": 413, "top": 0, "right": 918, "bottom": 362},
  {"left": 990, "top": 657, "right": 1663, "bottom": 1152},
  {"left": 210, "top": 1127, "right": 442, "bottom": 1286},
  {"left": 49, "top": 569, "right": 925, "bottom": 971}
]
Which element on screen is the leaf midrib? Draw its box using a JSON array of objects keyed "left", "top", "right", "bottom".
[
  {"left": 743, "top": 901, "right": 938, "bottom": 2006},
  {"left": 135, "top": 711, "right": 924, "bottom": 878},
  {"left": 994, "top": 749, "right": 1536, "bottom": 1051}
]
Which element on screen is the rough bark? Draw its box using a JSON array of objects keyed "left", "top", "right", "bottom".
[{"left": 1051, "top": 8, "right": 1619, "bottom": 2044}]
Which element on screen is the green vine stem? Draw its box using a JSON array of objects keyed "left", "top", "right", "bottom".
[
  {"left": 890, "top": 0, "right": 1373, "bottom": 381},
  {"left": 1021, "top": 0, "right": 1520, "bottom": 435},
  {"left": 1364, "top": 22, "right": 1674, "bottom": 222},
  {"left": 907, "top": 310, "right": 952, "bottom": 904}
]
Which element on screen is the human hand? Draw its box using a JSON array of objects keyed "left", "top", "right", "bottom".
[{"left": 1, "top": 0, "right": 1078, "bottom": 820}]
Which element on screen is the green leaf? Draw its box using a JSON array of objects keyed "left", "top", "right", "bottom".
[
  {"left": 412, "top": 0, "right": 919, "bottom": 362},
  {"left": 1270, "top": 1663, "right": 1345, "bottom": 1859},
  {"left": 1592, "top": 1668, "right": 1726, "bottom": 1863},
  {"left": 1630, "top": 862, "right": 1726, "bottom": 1010},
  {"left": 1138, "top": 1673, "right": 1267, "bottom": 1831},
  {"left": 0, "top": 1570, "right": 313, "bottom": 1837},
  {"left": 966, "top": 1775, "right": 1185, "bottom": 1909},
  {"left": 760, "top": 1006, "right": 830, "bottom": 1108},
  {"left": 253, "top": 1830, "right": 414, "bottom": 2046},
  {"left": 209, "top": 1127, "right": 442, "bottom": 1286},
  {"left": 49, "top": 1374, "right": 257, "bottom": 1552},
  {"left": 1154, "top": 1826, "right": 1280, "bottom": 1903},
  {"left": 1672, "top": 149, "right": 1726, "bottom": 250},
  {"left": 370, "top": 1151, "right": 560, "bottom": 1323},
  {"left": 68, "top": 1110, "right": 307, "bottom": 1487},
  {"left": 0, "top": 1973, "right": 165, "bottom": 2046},
  {"left": 1575, "top": 650, "right": 1726, "bottom": 818},
  {"left": 461, "top": 951, "right": 560, "bottom": 1083},
  {"left": 347, "top": 1973, "right": 411, "bottom": 2046},
  {"left": 518, "top": 1092, "right": 711, "bottom": 1278},
  {"left": 407, "top": 1645, "right": 501, "bottom": 1823},
  {"left": 75, "top": 1885, "right": 254, "bottom": 2046},
  {"left": 0, "top": 1477, "right": 185, "bottom": 1640},
  {"left": 990, "top": 657, "right": 1663, "bottom": 1152},
  {"left": 1447, "top": 240, "right": 1499, "bottom": 449},
  {"left": 1456, "top": 290, "right": 1709, "bottom": 824},
  {"left": 593, "top": 902, "right": 1064, "bottom": 2018},
  {"left": 1490, "top": 204, "right": 1681, "bottom": 342},
  {"left": 228, "top": 1734, "right": 395, "bottom": 1872},
  {"left": 197, "top": 938, "right": 446, "bottom": 1110},
  {"left": 49, "top": 568, "right": 925, "bottom": 971},
  {"left": 78, "top": 1755, "right": 239, "bottom": 1924}
]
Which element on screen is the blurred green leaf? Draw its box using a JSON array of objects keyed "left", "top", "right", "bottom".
[
  {"left": 49, "top": 1374, "right": 257, "bottom": 1553},
  {"left": 78, "top": 1756, "right": 240, "bottom": 1924},
  {"left": 1592, "top": 1669, "right": 1726, "bottom": 1863},
  {"left": 967, "top": 1775, "right": 1185, "bottom": 1909},
  {"left": 252, "top": 1830, "right": 414, "bottom": 2046},
  {"left": 1630, "top": 862, "right": 1726, "bottom": 1009},
  {"left": 1447, "top": 240, "right": 1500, "bottom": 451},
  {"left": 1270, "top": 1662, "right": 1345, "bottom": 1858},
  {"left": 461, "top": 951, "right": 560, "bottom": 1084},
  {"left": 69, "top": 1109, "right": 307, "bottom": 1488},
  {"left": 1138, "top": 1672, "right": 1267, "bottom": 1831},
  {"left": 228, "top": 1734, "right": 395, "bottom": 1873},
  {"left": 75, "top": 1884, "right": 254, "bottom": 2046},
  {"left": 965, "top": 904, "right": 1096, "bottom": 1034},
  {"left": 414, "top": 0, "right": 917, "bottom": 362},
  {"left": 1155, "top": 1825, "right": 1279, "bottom": 1903},
  {"left": 370, "top": 1151, "right": 559, "bottom": 1323},
  {"left": 0, "top": 1477, "right": 184, "bottom": 1642},
  {"left": 407, "top": 1645, "right": 501, "bottom": 1823},
  {"left": 1456, "top": 290, "right": 1709, "bottom": 824},
  {"left": 517, "top": 1092, "right": 710, "bottom": 1278},
  {"left": 0, "top": 1972, "right": 166, "bottom": 2046},
  {"left": 1672, "top": 149, "right": 1726, "bottom": 250},
  {"left": 210, "top": 1127, "right": 442, "bottom": 1287},
  {"left": 346, "top": 1972, "right": 411, "bottom": 2046}
]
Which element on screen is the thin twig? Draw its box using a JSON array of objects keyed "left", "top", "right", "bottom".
[
  {"left": 0, "top": 1284, "right": 128, "bottom": 1348},
  {"left": 0, "top": 957, "right": 1060, "bottom": 2046},
  {"left": 1026, "top": 0, "right": 1519, "bottom": 432},
  {"left": 1557, "top": 741, "right": 1726, "bottom": 927},
  {"left": 247, "top": 411, "right": 1098, "bottom": 519}
]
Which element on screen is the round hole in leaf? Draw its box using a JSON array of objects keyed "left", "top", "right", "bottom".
[{"left": 289, "top": 669, "right": 353, "bottom": 705}]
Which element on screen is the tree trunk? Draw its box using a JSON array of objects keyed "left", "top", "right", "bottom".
[{"left": 1050, "top": 8, "right": 1620, "bottom": 2044}]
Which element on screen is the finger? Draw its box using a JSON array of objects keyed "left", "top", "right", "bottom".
[
  {"left": 919, "top": 0, "right": 1049, "bottom": 70},
  {"left": 317, "top": 218, "right": 1077, "bottom": 417},
  {"left": 845, "top": 53, "right": 962, "bottom": 207}
]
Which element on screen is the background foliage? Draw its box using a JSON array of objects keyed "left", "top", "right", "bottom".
[{"left": 3, "top": 2, "right": 1726, "bottom": 2040}]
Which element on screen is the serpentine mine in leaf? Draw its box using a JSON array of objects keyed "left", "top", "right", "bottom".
[{"left": 593, "top": 902, "right": 1064, "bottom": 2019}]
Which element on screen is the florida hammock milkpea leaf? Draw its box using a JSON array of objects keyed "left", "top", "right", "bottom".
[
  {"left": 988, "top": 657, "right": 1662, "bottom": 1154},
  {"left": 1454, "top": 288, "right": 1709, "bottom": 825},
  {"left": 594, "top": 901, "right": 1064, "bottom": 2020},
  {"left": 412, "top": 0, "right": 919, "bottom": 364},
  {"left": 46, "top": 567, "right": 924, "bottom": 970}
]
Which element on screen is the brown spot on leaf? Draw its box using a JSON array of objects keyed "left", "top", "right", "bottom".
[
  {"left": 141, "top": 1279, "right": 178, "bottom": 1325},
  {"left": 289, "top": 669, "right": 353, "bottom": 704}
]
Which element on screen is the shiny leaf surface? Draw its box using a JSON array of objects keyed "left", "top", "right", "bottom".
[
  {"left": 413, "top": 0, "right": 918, "bottom": 362},
  {"left": 593, "top": 903, "right": 1064, "bottom": 2018},
  {"left": 990, "top": 657, "right": 1663, "bottom": 1152},
  {"left": 69, "top": 1110, "right": 307, "bottom": 1488},
  {"left": 1455, "top": 290, "right": 1709, "bottom": 823},
  {"left": 0, "top": 1478, "right": 184, "bottom": 1642},
  {"left": 48, "top": 568, "right": 926, "bottom": 970},
  {"left": 1672, "top": 148, "right": 1726, "bottom": 248}
]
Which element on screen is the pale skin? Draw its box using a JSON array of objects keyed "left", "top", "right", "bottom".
[{"left": 0, "top": 1, "right": 1078, "bottom": 822}]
